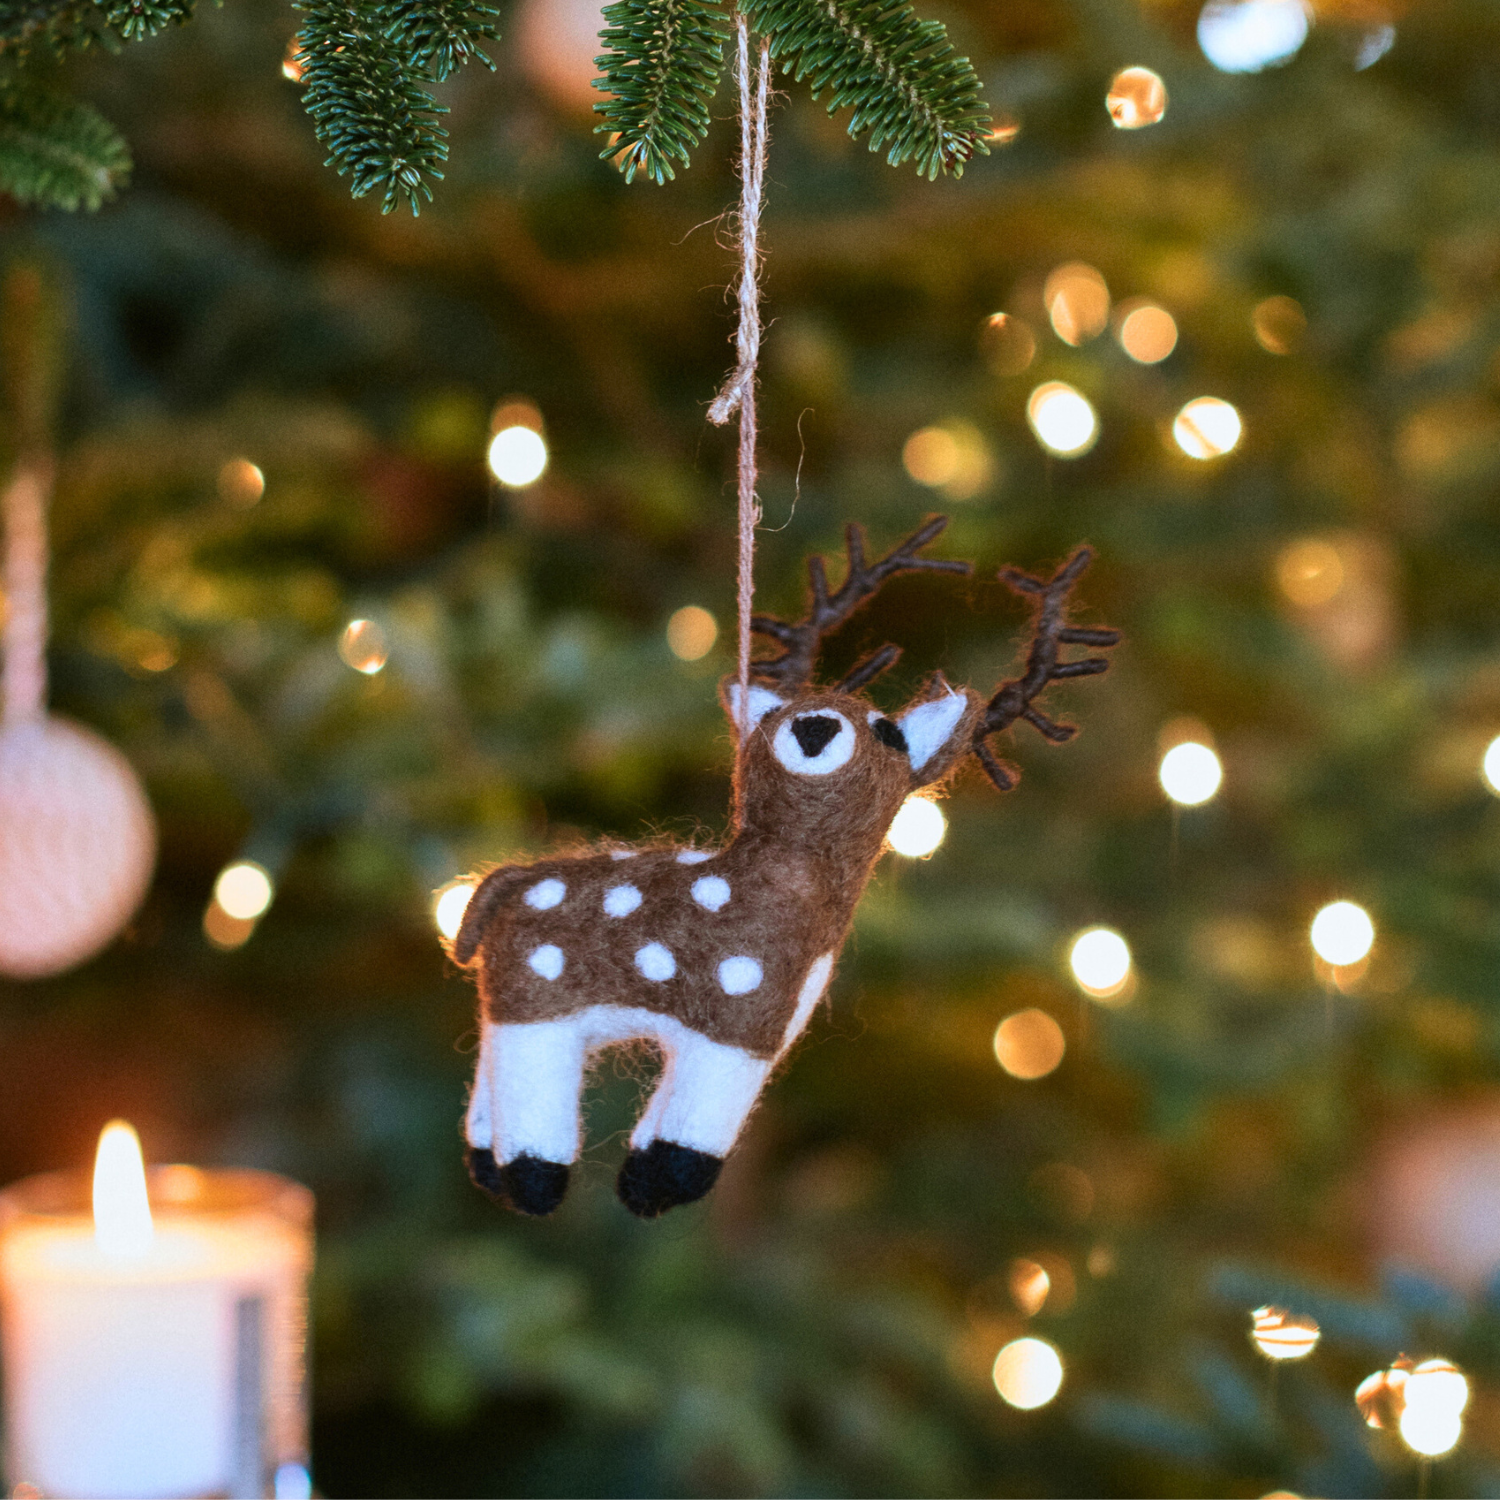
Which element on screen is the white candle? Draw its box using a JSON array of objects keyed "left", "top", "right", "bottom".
[{"left": 0, "top": 1122, "right": 313, "bottom": 1499}]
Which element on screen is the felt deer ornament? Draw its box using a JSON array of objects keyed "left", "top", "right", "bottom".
[{"left": 450, "top": 518, "right": 1118, "bottom": 1218}]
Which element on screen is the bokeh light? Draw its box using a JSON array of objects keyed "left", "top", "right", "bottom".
[
  {"left": 979, "top": 312, "right": 1037, "bottom": 375},
  {"left": 1356, "top": 1363, "right": 1410, "bottom": 1430},
  {"left": 339, "top": 618, "right": 389, "bottom": 674},
  {"left": 1069, "top": 927, "right": 1132, "bottom": 1000},
  {"left": 1159, "top": 741, "right": 1223, "bottom": 806},
  {"left": 203, "top": 900, "right": 255, "bottom": 951},
  {"left": 1355, "top": 24, "right": 1395, "bottom": 69},
  {"left": 902, "top": 422, "right": 993, "bottom": 499},
  {"left": 1117, "top": 302, "right": 1178, "bottom": 363},
  {"left": 433, "top": 880, "right": 476, "bottom": 942},
  {"left": 666, "top": 605, "right": 718, "bottom": 661},
  {"left": 1027, "top": 382, "right": 1099, "bottom": 457},
  {"left": 1106, "top": 67, "right": 1168, "bottom": 129},
  {"left": 1173, "top": 397, "right": 1242, "bottom": 459},
  {"left": 1400, "top": 1404, "right": 1461, "bottom": 1458},
  {"left": 1249, "top": 1305, "right": 1320, "bottom": 1360},
  {"left": 888, "top": 795, "right": 946, "bottom": 857},
  {"left": 992, "top": 1337, "right": 1065, "bottom": 1409},
  {"left": 487, "top": 425, "right": 549, "bottom": 487},
  {"left": 1405, "top": 1359, "right": 1469, "bottom": 1420},
  {"left": 994, "top": 1009, "right": 1067, "bottom": 1080},
  {"left": 1008, "top": 1259, "right": 1051, "bottom": 1316},
  {"left": 217, "top": 457, "right": 265, "bottom": 507},
  {"left": 1198, "top": 0, "right": 1310, "bottom": 73},
  {"left": 1276, "top": 538, "right": 1344, "bottom": 607},
  {"left": 215, "top": 860, "right": 274, "bottom": 921},
  {"left": 281, "top": 36, "right": 304, "bottom": 83},
  {"left": 1310, "top": 901, "right": 1375, "bottom": 966},
  {"left": 1479, "top": 735, "right": 1500, "bottom": 795},
  {"left": 1045, "top": 263, "right": 1111, "bottom": 345},
  {"left": 987, "top": 114, "right": 1022, "bottom": 146},
  {"left": 1253, "top": 295, "right": 1306, "bottom": 354}
]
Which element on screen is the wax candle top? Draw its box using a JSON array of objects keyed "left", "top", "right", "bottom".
[{"left": 93, "top": 1120, "right": 154, "bottom": 1259}]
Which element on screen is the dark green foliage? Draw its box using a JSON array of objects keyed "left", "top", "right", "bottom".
[
  {"left": 103, "top": 0, "right": 194, "bottom": 42},
  {"left": 592, "top": 0, "right": 725, "bottom": 185},
  {"left": 294, "top": 1, "right": 504, "bottom": 213},
  {"left": 295, "top": 2, "right": 448, "bottom": 214},
  {"left": 0, "top": 82, "right": 127, "bottom": 208},
  {"left": 744, "top": 0, "right": 989, "bottom": 177},
  {"left": 383, "top": 0, "right": 499, "bottom": 82}
]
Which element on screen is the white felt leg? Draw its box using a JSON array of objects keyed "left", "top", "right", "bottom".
[
  {"left": 630, "top": 1027, "right": 772, "bottom": 1158},
  {"left": 492, "top": 1018, "right": 587, "bottom": 1165},
  {"left": 464, "top": 1021, "right": 495, "bottom": 1150},
  {"left": 778, "top": 952, "right": 836, "bottom": 1057}
]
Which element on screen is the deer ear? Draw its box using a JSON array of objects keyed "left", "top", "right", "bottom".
[
  {"left": 898, "top": 682, "right": 972, "bottom": 780},
  {"left": 721, "top": 681, "right": 785, "bottom": 734}
]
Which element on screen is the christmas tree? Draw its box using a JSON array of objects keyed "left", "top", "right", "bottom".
[{"left": 2, "top": 0, "right": 1499, "bottom": 1494}]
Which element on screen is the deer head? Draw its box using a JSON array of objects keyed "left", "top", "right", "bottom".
[{"left": 719, "top": 518, "right": 1119, "bottom": 858}]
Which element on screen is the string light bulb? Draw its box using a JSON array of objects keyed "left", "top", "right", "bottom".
[
  {"left": 433, "top": 880, "right": 477, "bottom": 943},
  {"left": 487, "top": 425, "right": 549, "bottom": 487},
  {"left": 1068, "top": 926, "right": 1132, "bottom": 1001},
  {"left": 1173, "top": 397, "right": 1242, "bottom": 459},
  {"left": 1249, "top": 1305, "right": 1320, "bottom": 1361},
  {"left": 1482, "top": 734, "right": 1500, "bottom": 794},
  {"left": 1027, "top": 382, "right": 1099, "bottom": 457},
  {"left": 1310, "top": 900, "right": 1374, "bottom": 966},
  {"left": 214, "top": 860, "right": 274, "bottom": 921},
  {"left": 992, "top": 1337, "right": 1065, "bottom": 1409},
  {"left": 1159, "top": 741, "right": 1223, "bottom": 806},
  {"left": 887, "top": 795, "right": 946, "bottom": 857}
]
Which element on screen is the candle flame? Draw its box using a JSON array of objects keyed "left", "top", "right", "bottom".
[{"left": 93, "top": 1120, "right": 154, "bottom": 1258}]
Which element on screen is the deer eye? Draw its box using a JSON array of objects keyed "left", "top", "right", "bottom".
[
  {"left": 772, "top": 711, "right": 856, "bottom": 776},
  {"left": 868, "top": 715, "right": 908, "bottom": 754}
]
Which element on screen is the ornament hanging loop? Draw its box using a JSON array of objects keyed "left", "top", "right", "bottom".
[
  {"left": 708, "top": 14, "right": 772, "bottom": 743},
  {"left": 2, "top": 453, "right": 52, "bottom": 728}
]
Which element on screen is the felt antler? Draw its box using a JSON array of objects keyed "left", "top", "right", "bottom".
[
  {"left": 972, "top": 547, "right": 1120, "bottom": 791},
  {"left": 750, "top": 516, "right": 972, "bottom": 691}
]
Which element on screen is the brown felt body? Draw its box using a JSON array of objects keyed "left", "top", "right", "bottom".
[{"left": 458, "top": 687, "right": 983, "bottom": 1058}]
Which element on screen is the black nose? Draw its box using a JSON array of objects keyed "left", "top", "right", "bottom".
[{"left": 791, "top": 715, "right": 841, "bottom": 757}]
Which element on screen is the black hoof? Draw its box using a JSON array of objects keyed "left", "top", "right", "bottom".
[
  {"left": 467, "top": 1148, "right": 570, "bottom": 1216},
  {"left": 617, "top": 1140, "right": 723, "bottom": 1218}
]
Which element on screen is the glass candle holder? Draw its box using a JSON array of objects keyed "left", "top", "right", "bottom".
[{"left": 0, "top": 1165, "right": 313, "bottom": 1499}]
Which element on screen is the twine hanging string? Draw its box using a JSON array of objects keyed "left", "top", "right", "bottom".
[
  {"left": 1, "top": 454, "right": 51, "bottom": 729},
  {"left": 708, "top": 14, "right": 772, "bottom": 742}
]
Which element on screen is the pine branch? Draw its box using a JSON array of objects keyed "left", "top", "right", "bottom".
[
  {"left": 0, "top": 81, "right": 128, "bottom": 208},
  {"left": 743, "top": 0, "right": 989, "bottom": 178},
  {"left": 593, "top": 0, "right": 726, "bottom": 185},
  {"left": 295, "top": 0, "right": 449, "bottom": 215},
  {"left": 103, "top": 0, "right": 194, "bottom": 42},
  {"left": 383, "top": 0, "right": 500, "bottom": 82}
]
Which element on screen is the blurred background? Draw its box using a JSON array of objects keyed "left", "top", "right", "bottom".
[{"left": 3, "top": 0, "right": 1500, "bottom": 1493}]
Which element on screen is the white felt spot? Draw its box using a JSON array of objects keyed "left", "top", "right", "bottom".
[
  {"left": 610, "top": 850, "right": 638, "bottom": 860},
  {"left": 717, "top": 955, "right": 763, "bottom": 995},
  {"left": 676, "top": 849, "right": 712, "bottom": 864},
  {"left": 527, "top": 943, "right": 565, "bottom": 980},
  {"left": 724, "top": 682, "right": 784, "bottom": 731},
  {"left": 772, "top": 711, "right": 856, "bottom": 776},
  {"left": 603, "top": 884, "right": 642, "bottom": 917},
  {"left": 635, "top": 942, "right": 676, "bottom": 981},
  {"left": 900, "top": 689, "right": 968, "bottom": 774},
  {"left": 524, "top": 877, "right": 566, "bottom": 910},
  {"left": 691, "top": 875, "right": 731, "bottom": 912}
]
